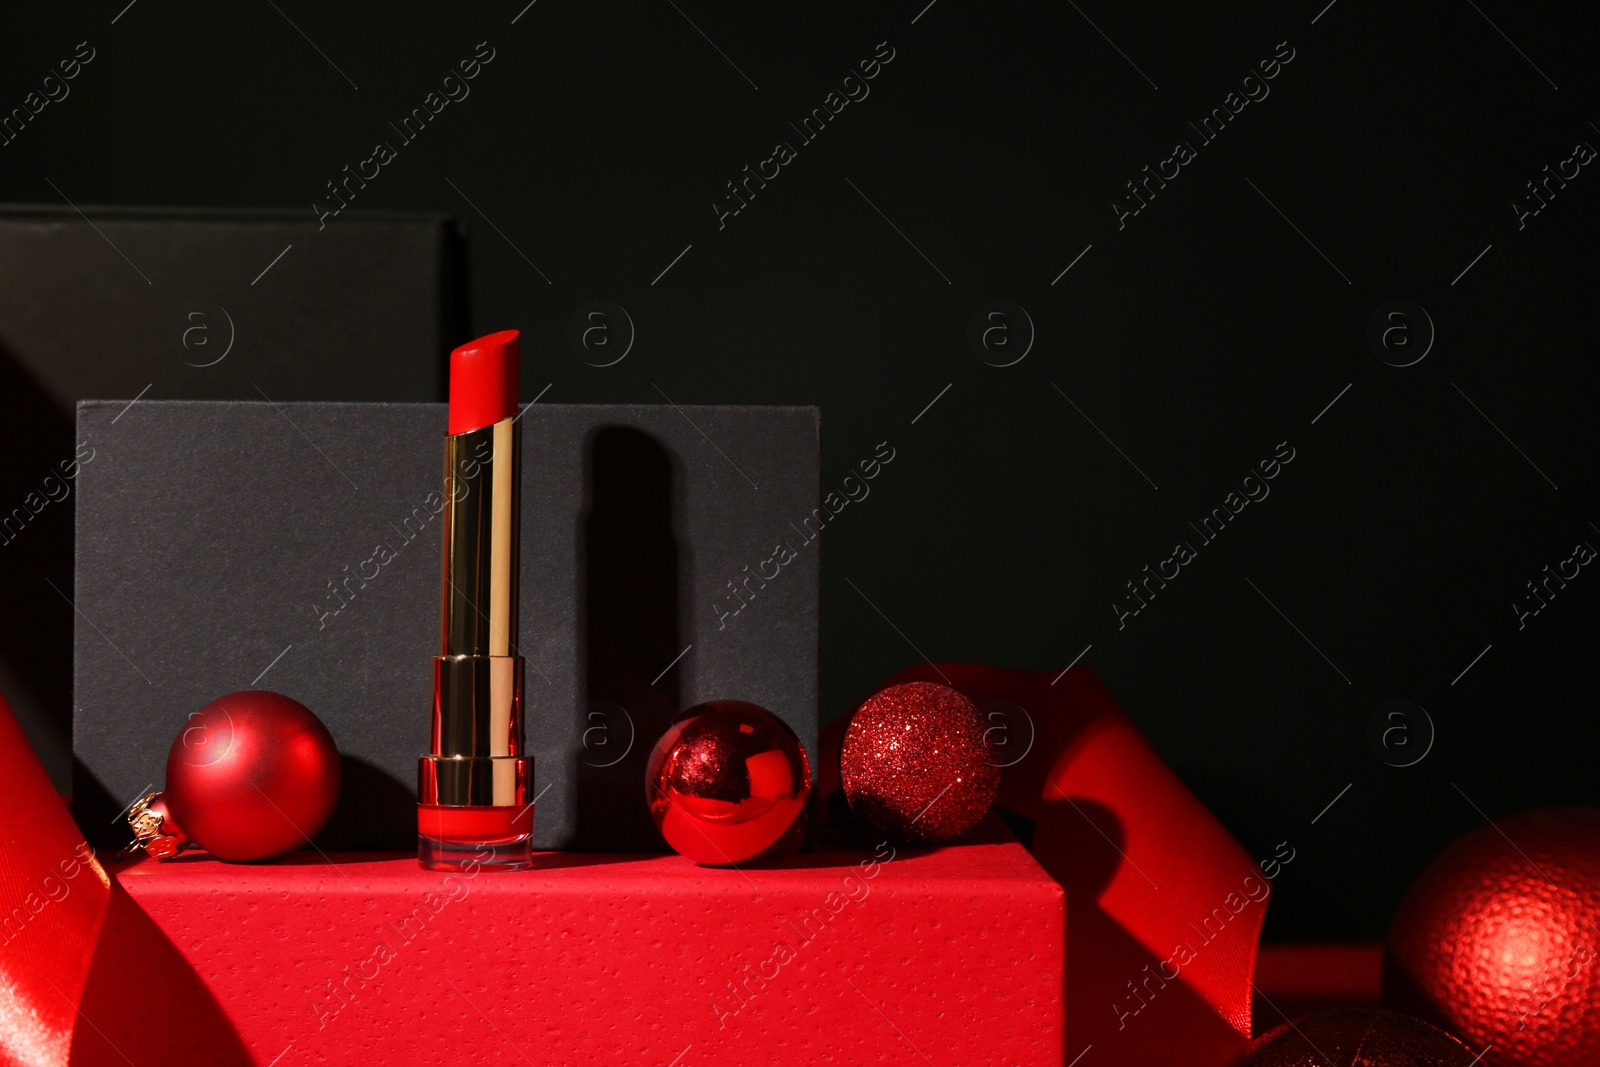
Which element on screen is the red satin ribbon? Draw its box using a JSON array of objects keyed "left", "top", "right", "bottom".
[
  {"left": 0, "top": 693, "right": 252, "bottom": 1066},
  {"left": 870, "top": 664, "right": 1265, "bottom": 1067},
  {"left": 0, "top": 693, "right": 110, "bottom": 1067}
]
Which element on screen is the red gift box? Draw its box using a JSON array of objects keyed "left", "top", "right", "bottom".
[{"left": 108, "top": 828, "right": 1063, "bottom": 1066}]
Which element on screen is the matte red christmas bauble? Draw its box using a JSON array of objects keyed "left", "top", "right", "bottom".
[
  {"left": 1234, "top": 1010, "right": 1477, "bottom": 1066},
  {"left": 839, "top": 680, "right": 1000, "bottom": 843},
  {"left": 148, "top": 690, "right": 341, "bottom": 861},
  {"left": 646, "top": 700, "right": 810, "bottom": 865},
  {"left": 1384, "top": 807, "right": 1600, "bottom": 1067}
]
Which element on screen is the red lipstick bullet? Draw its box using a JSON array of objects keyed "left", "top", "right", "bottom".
[
  {"left": 447, "top": 328, "right": 521, "bottom": 435},
  {"left": 418, "top": 329, "right": 533, "bottom": 871}
]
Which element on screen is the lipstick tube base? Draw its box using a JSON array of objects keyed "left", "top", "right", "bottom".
[{"left": 417, "top": 804, "right": 534, "bottom": 872}]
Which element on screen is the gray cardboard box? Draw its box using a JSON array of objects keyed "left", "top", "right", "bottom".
[
  {"left": 72, "top": 400, "right": 820, "bottom": 851},
  {"left": 0, "top": 206, "right": 465, "bottom": 791}
]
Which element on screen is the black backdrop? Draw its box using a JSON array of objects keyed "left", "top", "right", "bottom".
[{"left": 4, "top": 0, "right": 1597, "bottom": 943}]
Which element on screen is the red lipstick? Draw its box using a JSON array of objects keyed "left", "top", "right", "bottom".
[
  {"left": 447, "top": 328, "right": 521, "bottom": 434},
  {"left": 418, "top": 329, "right": 533, "bottom": 871}
]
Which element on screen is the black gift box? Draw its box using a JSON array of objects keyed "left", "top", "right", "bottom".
[
  {"left": 0, "top": 205, "right": 465, "bottom": 788},
  {"left": 72, "top": 401, "right": 820, "bottom": 851}
]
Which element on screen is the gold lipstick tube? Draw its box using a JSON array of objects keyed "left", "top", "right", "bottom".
[{"left": 417, "top": 416, "right": 533, "bottom": 870}]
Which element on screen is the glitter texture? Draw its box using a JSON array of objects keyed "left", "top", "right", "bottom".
[{"left": 839, "top": 681, "right": 1000, "bottom": 843}]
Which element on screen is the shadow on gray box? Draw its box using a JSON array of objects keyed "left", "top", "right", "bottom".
[
  {"left": 579, "top": 425, "right": 685, "bottom": 850},
  {"left": 320, "top": 755, "right": 415, "bottom": 850}
]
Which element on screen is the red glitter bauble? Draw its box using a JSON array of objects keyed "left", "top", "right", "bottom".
[
  {"left": 1233, "top": 1010, "right": 1477, "bottom": 1066},
  {"left": 839, "top": 681, "right": 1000, "bottom": 843},
  {"left": 162, "top": 690, "right": 342, "bottom": 862},
  {"left": 1383, "top": 807, "right": 1600, "bottom": 1067},
  {"left": 646, "top": 701, "right": 811, "bottom": 866}
]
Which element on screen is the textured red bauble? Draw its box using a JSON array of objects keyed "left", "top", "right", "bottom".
[
  {"left": 1384, "top": 807, "right": 1600, "bottom": 1067},
  {"left": 839, "top": 680, "right": 1000, "bottom": 843},
  {"left": 160, "top": 690, "right": 342, "bottom": 861},
  {"left": 646, "top": 700, "right": 810, "bottom": 865},
  {"left": 1234, "top": 1010, "right": 1478, "bottom": 1066}
]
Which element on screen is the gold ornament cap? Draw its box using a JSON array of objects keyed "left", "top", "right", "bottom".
[{"left": 121, "top": 792, "right": 189, "bottom": 860}]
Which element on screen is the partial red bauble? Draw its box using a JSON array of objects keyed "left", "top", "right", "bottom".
[
  {"left": 165, "top": 690, "right": 341, "bottom": 862},
  {"left": 1234, "top": 1010, "right": 1477, "bottom": 1066},
  {"left": 646, "top": 700, "right": 810, "bottom": 866},
  {"left": 839, "top": 681, "right": 1000, "bottom": 843},
  {"left": 1384, "top": 807, "right": 1600, "bottom": 1067}
]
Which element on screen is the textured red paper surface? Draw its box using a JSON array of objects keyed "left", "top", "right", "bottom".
[{"left": 114, "top": 831, "right": 1063, "bottom": 1066}]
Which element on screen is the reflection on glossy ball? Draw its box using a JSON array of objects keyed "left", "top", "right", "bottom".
[
  {"left": 646, "top": 701, "right": 810, "bottom": 865},
  {"left": 1233, "top": 1010, "right": 1477, "bottom": 1066}
]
